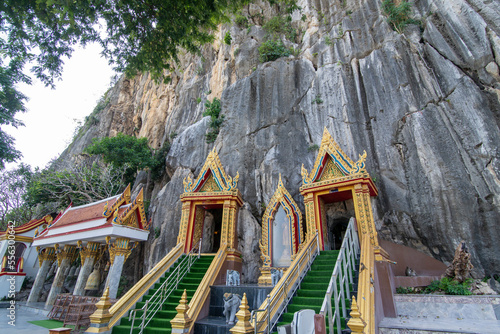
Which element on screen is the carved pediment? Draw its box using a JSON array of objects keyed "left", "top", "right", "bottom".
[
  {"left": 302, "top": 128, "right": 367, "bottom": 185},
  {"left": 183, "top": 148, "right": 239, "bottom": 193}
]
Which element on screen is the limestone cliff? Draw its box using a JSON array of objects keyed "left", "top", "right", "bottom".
[{"left": 60, "top": 0, "right": 500, "bottom": 281}]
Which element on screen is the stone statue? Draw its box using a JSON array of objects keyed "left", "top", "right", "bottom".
[
  {"left": 226, "top": 270, "right": 240, "bottom": 286},
  {"left": 271, "top": 269, "right": 283, "bottom": 286},
  {"left": 405, "top": 266, "right": 416, "bottom": 277},
  {"left": 223, "top": 293, "right": 242, "bottom": 325}
]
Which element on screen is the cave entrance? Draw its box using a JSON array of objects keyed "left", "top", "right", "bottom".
[
  {"left": 319, "top": 192, "right": 355, "bottom": 250},
  {"left": 200, "top": 206, "right": 224, "bottom": 253}
]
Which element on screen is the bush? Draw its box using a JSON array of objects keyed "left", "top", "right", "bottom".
[
  {"left": 203, "top": 98, "right": 225, "bottom": 143},
  {"left": 263, "top": 15, "right": 297, "bottom": 41},
  {"left": 425, "top": 277, "right": 472, "bottom": 295},
  {"left": 234, "top": 15, "right": 248, "bottom": 28},
  {"left": 224, "top": 31, "right": 232, "bottom": 45},
  {"left": 382, "top": 0, "right": 418, "bottom": 33},
  {"left": 258, "top": 39, "right": 292, "bottom": 63}
]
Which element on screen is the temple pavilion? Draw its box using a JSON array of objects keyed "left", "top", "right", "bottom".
[{"left": 28, "top": 185, "right": 150, "bottom": 307}]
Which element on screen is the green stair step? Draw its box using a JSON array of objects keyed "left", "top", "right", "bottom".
[{"left": 112, "top": 255, "right": 214, "bottom": 334}]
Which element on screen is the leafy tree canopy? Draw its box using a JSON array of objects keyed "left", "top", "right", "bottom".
[
  {"left": 0, "top": 0, "right": 253, "bottom": 168},
  {"left": 85, "top": 133, "right": 169, "bottom": 183}
]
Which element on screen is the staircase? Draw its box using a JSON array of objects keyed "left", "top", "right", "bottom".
[
  {"left": 274, "top": 250, "right": 355, "bottom": 333},
  {"left": 112, "top": 255, "right": 215, "bottom": 334}
]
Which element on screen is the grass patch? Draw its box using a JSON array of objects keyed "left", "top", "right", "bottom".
[{"left": 28, "top": 320, "right": 69, "bottom": 329}]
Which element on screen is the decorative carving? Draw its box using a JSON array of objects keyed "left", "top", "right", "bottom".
[
  {"left": 200, "top": 175, "right": 221, "bottom": 192},
  {"left": 183, "top": 175, "right": 194, "bottom": 192},
  {"left": 55, "top": 245, "right": 77, "bottom": 267},
  {"left": 319, "top": 156, "right": 344, "bottom": 181},
  {"left": 37, "top": 247, "right": 56, "bottom": 267},
  {"left": 79, "top": 242, "right": 101, "bottom": 266},
  {"left": 107, "top": 238, "right": 132, "bottom": 265},
  {"left": 170, "top": 289, "right": 192, "bottom": 329},
  {"left": 271, "top": 269, "right": 283, "bottom": 286},
  {"left": 103, "top": 201, "right": 111, "bottom": 218},
  {"left": 192, "top": 207, "right": 205, "bottom": 247},
  {"left": 113, "top": 188, "right": 147, "bottom": 228}
]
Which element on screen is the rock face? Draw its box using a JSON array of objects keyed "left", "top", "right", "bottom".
[{"left": 60, "top": 0, "right": 500, "bottom": 281}]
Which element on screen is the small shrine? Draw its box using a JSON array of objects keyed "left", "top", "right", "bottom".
[
  {"left": 180, "top": 148, "right": 243, "bottom": 272},
  {"left": 258, "top": 175, "right": 304, "bottom": 285},
  {"left": 300, "top": 128, "right": 386, "bottom": 259},
  {"left": 28, "top": 185, "right": 150, "bottom": 307},
  {"left": 0, "top": 215, "right": 53, "bottom": 298}
]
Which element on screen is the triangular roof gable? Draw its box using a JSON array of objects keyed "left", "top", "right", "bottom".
[
  {"left": 183, "top": 149, "right": 239, "bottom": 193},
  {"left": 103, "top": 184, "right": 131, "bottom": 218},
  {"left": 0, "top": 215, "right": 52, "bottom": 237},
  {"left": 301, "top": 128, "right": 367, "bottom": 185},
  {"left": 112, "top": 188, "right": 148, "bottom": 229}
]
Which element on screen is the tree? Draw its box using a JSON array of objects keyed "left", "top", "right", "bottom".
[
  {"left": 26, "top": 160, "right": 127, "bottom": 208},
  {"left": 0, "top": 0, "right": 254, "bottom": 168},
  {"left": 0, "top": 163, "right": 34, "bottom": 228}
]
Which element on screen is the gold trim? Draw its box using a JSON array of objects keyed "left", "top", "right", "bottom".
[
  {"left": 229, "top": 293, "right": 254, "bottom": 333},
  {"left": 0, "top": 235, "right": 33, "bottom": 242},
  {"left": 108, "top": 238, "right": 132, "bottom": 265}
]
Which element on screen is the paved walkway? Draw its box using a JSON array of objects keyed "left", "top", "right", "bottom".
[{"left": 0, "top": 302, "right": 54, "bottom": 334}]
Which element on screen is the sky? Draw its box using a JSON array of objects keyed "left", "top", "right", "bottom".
[{"left": 4, "top": 43, "right": 116, "bottom": 170}]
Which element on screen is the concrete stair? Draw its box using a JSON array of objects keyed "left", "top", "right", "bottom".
[{"left": 379, "top": 294, "right": 500, "bottom": 334}]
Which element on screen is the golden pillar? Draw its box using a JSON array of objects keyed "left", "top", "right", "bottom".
[
  {"left": 178, "top": 201, "right": 191, "bottom": 247},
  {"left": 303, "top": 193, "right": 315, "bottom": 240}
]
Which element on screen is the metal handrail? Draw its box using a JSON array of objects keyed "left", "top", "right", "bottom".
[
  {"left": 319, "top": 218, "right": 360, "bottom": 334},
  {"left": 128, "top": 239, "right": 202, "bottom": 334},
  {"left": 251, "top": 231, "right": 320, "bottom": 334}
]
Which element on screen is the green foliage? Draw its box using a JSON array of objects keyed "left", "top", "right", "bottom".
[
  {"left": 154, "top": 227, "right": 161, "bottom": 239},
  {"left": 425, "top": 277, "right": 473, "bottom": 295},
  {"left": 396, "top": 286, "right": 413, "bottom": 294},
  {"left": 312, "top": 94, "right": 323, "bottom": 104},
  {"left": 324, "top": 36, "right": 332, "bottom": 46},
  {"left": 150, "top": 144, "right": 170, "bottom": 181},
  {"left": 0, "top": 0, "right": 254, "bottom": 167},
  {"left": 234, "top": 14, "right": 249, "bottom": 28},
  {"left": 197, "top": 97, "right": 202, "bottom": 104},
  {"left": 224, "top": 31, "right": 232, "bottom": 45},
  {"left": 308, "top": 144, "right": 319, "bottom": 152},
  {"left": 263, "top": 15, "right": 298, "bottom": 42},
  {"left": 0, "top": 163, "right": 35, "bottom": 229},
  {"left": 258, "top": 39, "right": 292, "bottom": 63},
  {"left": 203, "top": 98, "right": 225, "bottom": 143},
  {"left": 117, "top": 276, "right": 129, "bottom": 298},
  {"left": 382, "top": 0, "right": 416, "bottom": 33}
]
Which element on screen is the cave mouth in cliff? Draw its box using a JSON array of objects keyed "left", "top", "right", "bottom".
[
  {"left": 320, "top": 194, "right": 356, "bottom": 251},
  {"left": 201, "top": 206, "right": 223, "bottom": 253}
]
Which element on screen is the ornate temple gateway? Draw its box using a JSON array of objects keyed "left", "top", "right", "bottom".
[
  {"left": 28, "top": 185, "right": 150, "bottom": 307},
  {"left": 83, "top": 128, "right": 413, "bottom": 334}
]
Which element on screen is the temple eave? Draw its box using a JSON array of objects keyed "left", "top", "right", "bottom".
[{"left": 32, "top": 224, "right": 149, "bottom": 248}]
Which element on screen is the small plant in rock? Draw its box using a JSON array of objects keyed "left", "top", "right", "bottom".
[
  {"left": 425, "top": 277, "right": 473, "bottom": 295},
  {"left": 154, "top": 227, "right": 161, "bottom": 238},
  {"left": 224, "top": 31, "right": 232, "bottom": 45},
  {"left": 203, "top": 97, "right": 225, "bottom": 143},
  {"left": 382, "top": 0, "right": 419, "bottom": 33},
  {"left": 258, "top": 39, "right": 292, "bottom": 62},
  {"left": 234, "top": 14, "right": 249, "bottom": 28},
  {"left": 308, "top": 144, "right": 319, "bottom": 152},
  {"left": 312, "top": 94, "right": 323, "bottom": 104},
  {"left": 324, "top": 35, "right": 332, "bottom": 46}
]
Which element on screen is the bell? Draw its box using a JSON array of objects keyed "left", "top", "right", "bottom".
[{"left": 85, "top": 265, "right": 101, "bottom": 290}]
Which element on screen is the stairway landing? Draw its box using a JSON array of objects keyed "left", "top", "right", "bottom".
[{"left": 379, "top": 294, "right": 500, "bottom": 334}]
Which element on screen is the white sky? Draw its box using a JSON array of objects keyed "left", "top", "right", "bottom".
[{"left": 4, "top": 43, "right": 116, "bottom": 170}]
